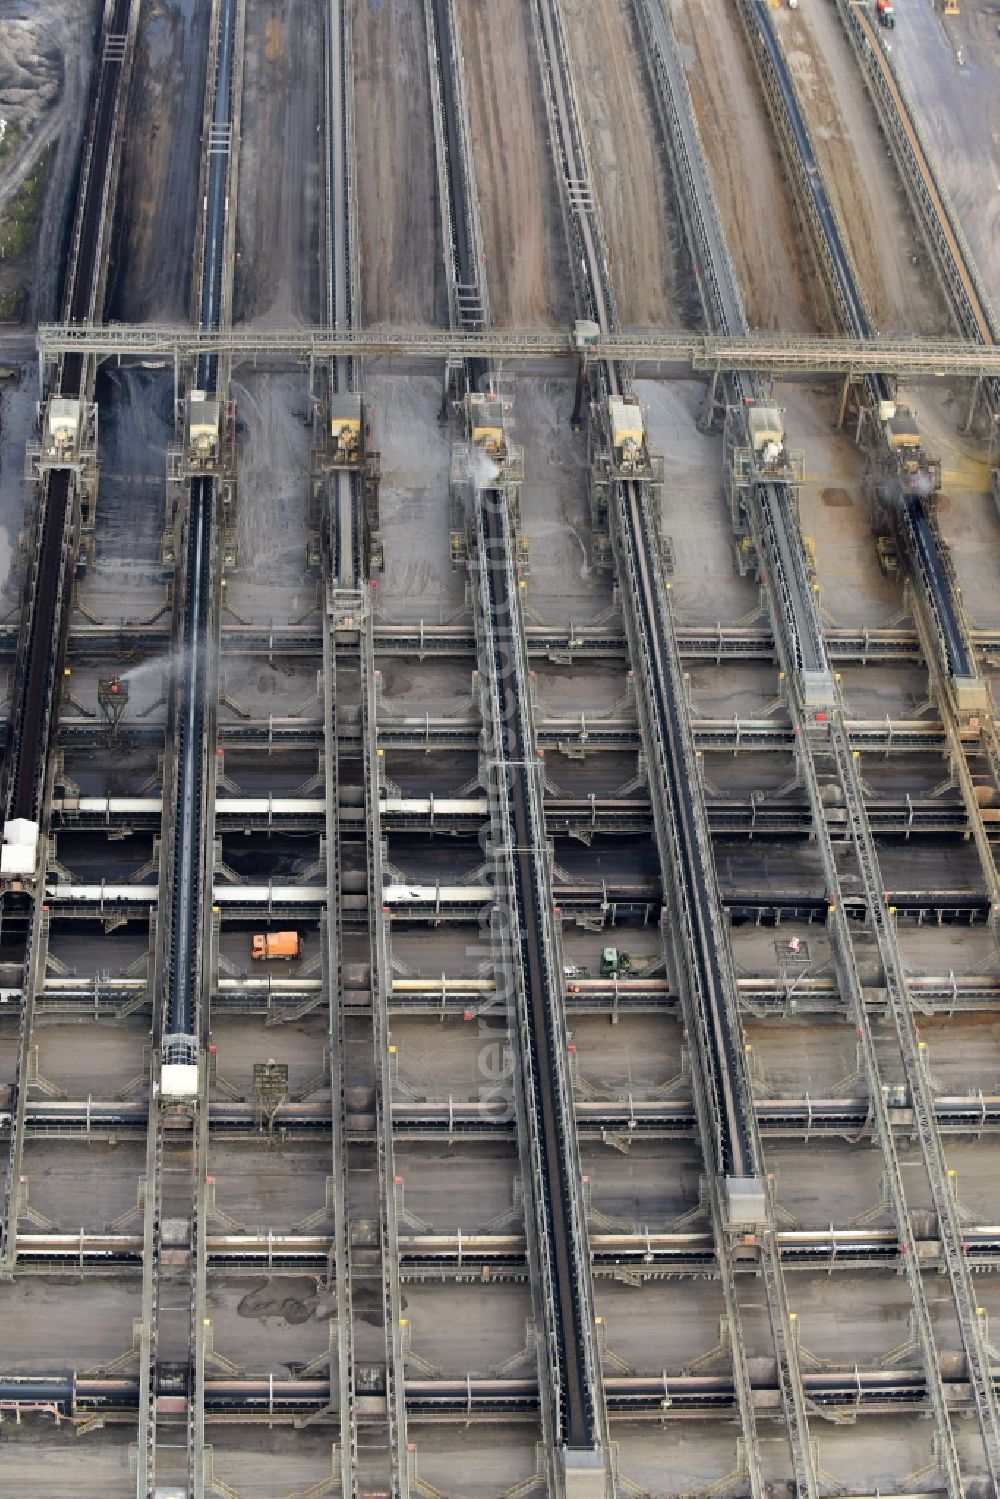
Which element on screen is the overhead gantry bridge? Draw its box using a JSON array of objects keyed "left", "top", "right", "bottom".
[{"left": 35, "top": 319, "right": 1000, "bottom": 378}]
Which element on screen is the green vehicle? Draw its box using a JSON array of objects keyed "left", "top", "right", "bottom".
[{"left": 600, "top": 946, "right": 631, "bottom": 979}]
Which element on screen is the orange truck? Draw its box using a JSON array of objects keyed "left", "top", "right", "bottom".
[
  {"left": 251, "top": 931, "right": 301, "bottom": 961},
  {"left": 876, "top": 0, "right": 895, "bottom": 27}
]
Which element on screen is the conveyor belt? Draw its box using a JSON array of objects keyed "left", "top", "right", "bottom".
[
  {"left": 745, "top": 0, "right": 971, "bottom": 680},
  {"left": 3, "top": 0, "right": 134, "bottom": 826},
  {"left": 848, "top": 0, "right": 998, "bottom": 355},
  {"left": 8, "top": 1366, "right": 1000, "bottom": 1421},
  {"left": 166, "top": 0, "right": 238, "bottom": 1039},
  {"left": 480, "top": 495, "right": 595, "bottom": 1450}
]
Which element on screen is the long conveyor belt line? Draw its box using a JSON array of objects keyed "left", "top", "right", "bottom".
[
  {"left": 424, "top": 0, "right": 489, "bottom": 332},
  {"left": 23, "top": 1087, "right": 1000, "bottom": 1138},
  {"left": 741, "top": 1, "right": 1000, "bottom": 1477},
  {"left": 476, "top": 492, "right": 602, "bottom": 1463},
  {"left": 3, "top": 0, "right": 135, "bottom": 826},
  {"left": 635, "top": 0, "right": 994, "bottom": 1487},
  {"left": 18, "top": 1217, "right": 1000, "bottom": 1272},
  {"left": 525, "top": 0, "right": 828, "bottom": 1490},
  {"left": 3, "top": 615, "right": 996, "bottom": 663},
  {"left": 830, "top": 718, "right": 1000, "bottom": 1484},
  {"left": 0, "top": 0, "right": 139, "bottom": 1274},
  {"left": 321, "top": 8, "right": 359, "bottom": 1490},
  {"left": 13, "top": 1366, "right": 1000, "bottom": 1421},
  {"left": 826, "top": 0, "right": 1000, "bottom": 892},
  {"left": 362, "top": 613, "right": 410, "bottom": 1494},
  {"left": 137, "top": 0, "right": 241, "bottom": 1492},
  {"left": 832, "top": 0, "right": 999, "bottom": 366},
  {"left": 324, "top": 0, "right": 359, "bottom": 587},
  {"left": 737, "top": 0, "right": 975, "bottom": 685},
  {"left": 34, "top": 320, "right": 1000, "bottom": 375},
  {"left": 165, "top": 0, "right": 238, "bottom": 1045},
  {"left": 424, "top": 0, "right": 609, "bottom": 1475},
  {"left": 323, "top": 3, "right": 405, "bottom": 1488}
]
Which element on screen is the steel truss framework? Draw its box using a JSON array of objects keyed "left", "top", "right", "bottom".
[{"left": 34, "top": 320, "right": 1000, "bottom": 377}]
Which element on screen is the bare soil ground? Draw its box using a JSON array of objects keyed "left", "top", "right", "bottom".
[
  {"left": 892, "top": 0, "right": 1000, "bottom": 314},
  {"left": 352, "top": 0, "right": 444, "bottom": 324},
  {"left": 773, "top": 0, "right": 952, "bottom": 336},
  {"left": 455, "top": 0, "right": 571, "bottom": 326},
  {"left": 0, "top": 0, "right": 103, "bottom": 320},
  {"left": 234, "top": 0, "right": 321, "bottom": 323},
  {"left": 111, "top": 0, "right": 211, "bottom": 321},
  {"left": 669, "top": 0, "right": 829, "bottom": 332},
  {"left": 560, "top": 0, "right": 682, "bottom": 326}
]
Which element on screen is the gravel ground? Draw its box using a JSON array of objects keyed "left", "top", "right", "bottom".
[
  {"left": 352, "top": 0, "right": 445, "bottom": 324},
  {"left": 560, "top": 0, "right": 683, "bottom": 326},
  {"left": 228, "top": 372, "right": 314, "bottom": 619},
  {"left": 78, "top": 367, "right": 174, "bottom": 621},
  {"left": 109, "top": 0, "right": 210, "bottom": 321},
  {"left": 773, "top": 0, "right": 952, "bottom": 336},
  {"left": 234, "top": 0, "right": 321, "bottom": 324},
  {"left": 890, "top": 0, "right": 1000, "bottom": 314},
  {"left": 0, "top": 0, "right": 103, "bottom": 320},
  {"left": 368, "top": 374, "right": 464, "bottom": 619},
  {"left": 670, "top": 0, "right": 830, "bottom": 332},
  {"left": 0, "top": 368, "right": 36, "bottom": 598},
  {"left": 782, "top": 379, "right": 904, "bottom": 625},
  {"left": 641, "top": 378, "right": 760, "bottom": 622},
  {"left": 455, "top": 0, "right": 572, "bottom": 327}
]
